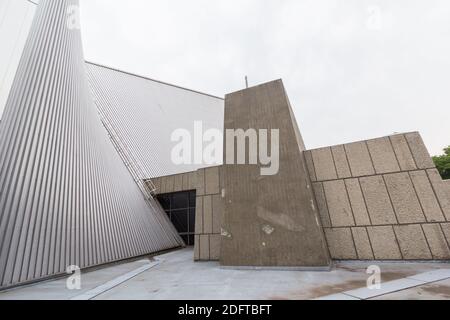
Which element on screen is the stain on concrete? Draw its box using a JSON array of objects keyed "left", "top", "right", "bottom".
[
  {"left": 257, "top": 206, "right": 305, "bottom": 233},
  {"left": 421, "top": 284, "right": 450, "bottom": 299},
  {"left": 269, "top": 280, "right": 366, "bottom": 300},
  {"left": 268, "top": 267, "right": 418, "bottom": 300}
]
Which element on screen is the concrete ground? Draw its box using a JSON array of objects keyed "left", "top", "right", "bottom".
[{"left": 1, "top": 248, "right": 450, "bottom": 300}]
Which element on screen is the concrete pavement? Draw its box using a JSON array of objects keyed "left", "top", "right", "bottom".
[{"left": 0, "top": 248, "right": 449, "bottom": 300}]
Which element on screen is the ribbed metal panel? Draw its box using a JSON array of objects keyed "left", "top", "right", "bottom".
[
  {"left": 0, "top": 0, "right": 38, "bottom": 120},
  {"left": 86, "top": 63, "right": 224, "bottom": 179},
  {"left": 0, "top": 0, "right": 183, "bottom": 289}
]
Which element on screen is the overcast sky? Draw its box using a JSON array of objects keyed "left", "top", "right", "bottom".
[{"left": 79, "top": 0, "right": 450, "bottom": 156}]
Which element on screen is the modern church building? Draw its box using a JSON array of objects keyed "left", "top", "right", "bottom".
[{"left": 1, "top": 0, "right": 449, "bottom": 290}]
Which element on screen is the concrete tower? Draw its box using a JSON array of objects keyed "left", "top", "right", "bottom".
[{"left": 221, "top": 80, "right": 331, "bottom": 268}]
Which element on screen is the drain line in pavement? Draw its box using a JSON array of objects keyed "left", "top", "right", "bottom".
[{"left": 70, "top": 258, "right": 162, "bottom": 300}]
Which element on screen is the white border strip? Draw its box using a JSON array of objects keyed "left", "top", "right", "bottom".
[
  {"left": 71, "top": 259, "right": 162, "bottom": 300},
  {"left": 317, "top": 268, "right": 450, "bottom": 300}
]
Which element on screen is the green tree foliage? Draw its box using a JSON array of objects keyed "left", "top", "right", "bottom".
[{"left": 433, "top": 146, "right": 450, "bottom": 180}]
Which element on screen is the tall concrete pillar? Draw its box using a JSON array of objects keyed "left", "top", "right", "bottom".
[{"left": 221, "top": 80, "right": 331, "bottom": 268}]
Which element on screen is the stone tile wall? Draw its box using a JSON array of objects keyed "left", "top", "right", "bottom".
[{"left": 305, "top": 132, "right": 450, "bottom": 260}]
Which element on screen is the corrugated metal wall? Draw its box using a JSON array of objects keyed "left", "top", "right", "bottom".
[
  {"left": 0, "top": 0, "right": 183, "bottom": 289},
  {"left": 86, "top": 63, "right": 225, "bottom": 179}
]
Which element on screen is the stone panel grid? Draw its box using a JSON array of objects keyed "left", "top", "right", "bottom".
[{"left": 307, "top": 132, "right": 450, "bottom": 261}]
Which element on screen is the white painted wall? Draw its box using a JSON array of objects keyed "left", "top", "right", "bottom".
[{"left": 0, "top": 0, "right": 38, "bottom": 119}]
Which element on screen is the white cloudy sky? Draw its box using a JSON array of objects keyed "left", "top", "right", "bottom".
[{"left": 79, "top": 0, "right": 450, "bottom": 155}]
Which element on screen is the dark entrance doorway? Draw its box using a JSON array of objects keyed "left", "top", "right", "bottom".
[{"left": 156, "top": 190, "right": 196, "bottom": 246}]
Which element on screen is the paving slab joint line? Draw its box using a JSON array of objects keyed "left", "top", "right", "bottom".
[
  {"left": 318, "top": 269, "right": 450, "bottom": 300},
  {"left": 364, "top": 277, "right": 450, "bottom": 300},
  {"left": 341, "top": 293, "right": 361, "bottom": 300},
  {"left": 70, "top": 258, "right": 164, "bottom": 300}
]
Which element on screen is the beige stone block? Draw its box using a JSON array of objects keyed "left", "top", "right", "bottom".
[
  {"left": 323, "top": 180, "right": 355, "bottom": 227},
  {"left": 367, "top": 226, "right": 402, "bottom": 260},
  {"left": 196, "top": 169, "right": 205, "bottom": 196},
  {"left": 199, "top": 235, "right": 210, "bottom": 260},
  {"left": 174, "top": 174, "right": 183, "bottom": 192},
  {"left": 384, "top": 173, "right": 426, "bottom": 224},
  {"left": 311, "top": 147, "right": 338, "bottom": 181},
  {"left": 205, "top": 167, "right": 220, "bottom": 195},
  {"left": 394, "top": 225, "right": 432, "bottom": 260},
  {"left": 212, "top": 194, "right": 224, "bottom": 234},
  {"left": 427, "top": 169, "right": 450, "bottom": 221},
  {"left": 422, "top": 224, "right": 450, "bottom": 259},
  {"left": 344, "top": 142, "right": 375, "bottom": 177},
  {"left": 194, "top": 235, "right": 200, "bottom": 261},
  {"left": 210, "top": 234, "right": 221, "bottom": 260},
  {"left": 203, "top": 195, "right": 213, "bottom": 234},
  {"left": 405, "top": 132, "right": 435, "bottom": 169},
  {"left": 304, "top": 151, "right": 317, "bottom": 182},
  {"left": 410, "top": 171, "right": 445, "bottom": 222},
  {"left": 390, "top": 134, "right": 417, "bottom": 171},
  {"left": 195, "top": 197, "right": 203, "bottom": 234},
  {"left": 156, "top": 178, "right": 163, "bottom": 193},
  {"left": 324, "top": 228, "right": 357, "bottom": 259},
  {"left": 331, "top": 145, "right": 352, "bottom": 179},
  {"left": 352, "top": 227, "right": 374, "bottom": 260},
  {"left": 188, "top": 171, "right": 198, "bottom": 191},
  {"left": 313, "top": 183, "right": 331, "bottom": 227},
  {"left": 345, "top": 179, "right": 371, "bottom": 226},
  {"left": 159, "top": 177, "right": 166, "bottom": 194},
  {"left": 360, "top": 176, "right": 397, "bottom": 225},
  {"left": 367, "top": 137, "right": 400, "bottom": 174},
  {"left": 441, "top": 223, "right": 450, "bottom": 244},
  {"left": 165, "top": 175, "right": 175, "bottom": 193},
  {"left": 182, "top": 173, "right": 190, "bottom": 190}
]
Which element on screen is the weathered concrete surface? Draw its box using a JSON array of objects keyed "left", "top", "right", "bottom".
[
  {"left": 360, "top": 176, "right": 397, "bottom": 225},
  {"left": 405, "top": 133, "right": 436, "bottom": 169},
  {"left": 394, "top": 225, "right": 432, "bottom": 260},
  {"left": 221, "top": 80, "right": 330, "bottom": 267},
  {"left": 390, "top": 134, "right": 417, "bottom": 171},
  {"left": 313, "top": 183, "right": 332, "bottom": 228},
  {"left": 304, "top": 151, "right": 317, "bottom": 182},
  {"left": 344, "top": 142, "right": 375, "bottom": 177},
  {"left": 367, "top": 226, "right": 402, "bottom": 260},
  {"left": 371, "top": 278, "right": 450, "bottom": 300},
  {"left": 331, "top": 145, "right": 352, "bottom": 179},
  {"left": 323, "top": 180, "right": 355, "bottom": 227},
  {"left": 428, "top": 170, "right": 450, "bottom": 220},
  {"left": 422, "top": 224, "right": 450, "bottom": 259},
  {"left": 384, "top": 173, "right": 426, "bottom": 224},
  {"left": 1, "top": 249, "right": 450, "bottom": 300},
  {"left": 325, "top": 229, "right": 357, "bottom": 259},
  {"left": 305, "top": 132, "right": 450, "bottom": 262},
  {"left": 367, "top": 137, "right": 400, "bottom": 174},
  {"left": 410, "top": 171, "right": 446, "bottom": 222},
  {"left": 312, "top": 148, "right": 338, "bottom": 181},
  {"left": 345, "top": 179, "right": 371, "bottom": 226},
  {"left": 351, "top": 227, "right": 374, "bottom": 260}
]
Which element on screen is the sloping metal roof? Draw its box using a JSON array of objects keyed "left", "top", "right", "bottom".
[
  {"left": 86, "top": 62, "right": 225, "bottom": 179},
  {"left": 0, "top": 0, "right": 183, "bottom": 289}
]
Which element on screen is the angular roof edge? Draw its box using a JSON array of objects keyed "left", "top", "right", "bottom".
[{"left": 85, "top": 61, "right": 225, "bottom": 101}]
